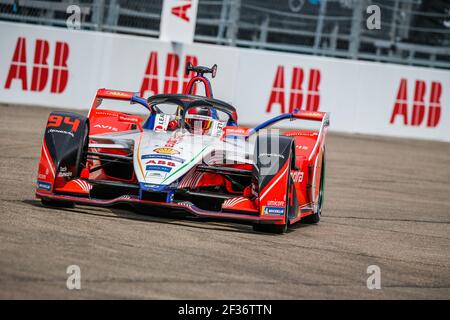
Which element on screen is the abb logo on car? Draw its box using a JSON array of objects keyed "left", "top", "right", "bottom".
[
  {"left": 390, "top": 78, "right": 443, "bottom": 128},
  {"left": 4, "top": 37, "right": 69, "bottom": 93},
  {"left": 171, "top": 0, "right": 193, "bottom": 22},
  {"left": 266, "top": 66, "right": 321, "bottom": 114},
  {"left": 140, "top": 51, "right": 199, "bottom": 97}
]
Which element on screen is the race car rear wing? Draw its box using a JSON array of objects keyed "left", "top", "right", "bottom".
[
  {"left": 248, "top": 110, "right": 330, "bottom": 136},
  {"left": 96, "top": 88, "right": 135, "bottom": 101},
  {"left": 246, "top": 110, "right": 330, "bottom": 164},
  {"left": 292, "top": 110, "right": 328, "bottom": 122},
  {"left": 87, "top": 88, "right": 150, "bottom": 134},
  {"left": 87, "top": 88, "right": 150, "bottom": 117}
]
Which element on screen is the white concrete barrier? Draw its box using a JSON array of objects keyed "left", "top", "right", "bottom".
[{"left": 1, "top": 21, "right": 449, "bottom": 141}]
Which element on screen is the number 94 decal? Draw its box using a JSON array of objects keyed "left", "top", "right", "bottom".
[{"left": 47, "top": 115, "right": 80, "bottom": 132}]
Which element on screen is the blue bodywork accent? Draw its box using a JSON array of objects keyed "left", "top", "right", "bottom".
[
  {"left": 139, "top": 182, "right": 178, "bottom": 203},
  {"left": 131, "top": 95, "right": 150, "bottom": 111},
  {"left": 145, "top": 165, "right": 172, "bottom": 173},
  {"left": 130, "top": 95, "right": 154, "bottom": 129},
  {"left": 144, "top": 114, "right": 156, "bottom": 130},
  {"left": 140, "top": 183, "right": 169, "bottom": 193},
  {"left": 166, "top": 190, "right": 175, "bottom": 203},
  {"left": 37, "top": 180, "right": 52, "bottom": 191},
  {"left": 248, "top": 113, "right": 294, "bottom": 136},
  {"left": 263, "top": 206, "right": 285, "bottom": 216},
  {"left": 141, "top": 154, "right": 185, "bottom": 163}
]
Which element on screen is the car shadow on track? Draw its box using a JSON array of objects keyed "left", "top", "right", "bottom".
[{"left": 23, "top": 199, "right": 267, "bottom": 235}]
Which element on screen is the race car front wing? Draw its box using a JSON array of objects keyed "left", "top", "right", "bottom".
[{"left": 35, "top": 191, "right": 284, "bottom": 224}]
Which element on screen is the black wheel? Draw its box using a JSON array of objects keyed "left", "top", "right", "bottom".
[
  {"left": 302, "top": 152, "right": 325, "bottom": 224},
  {"left": 41, "top": 198, "right": 75, "bottom": 208}
]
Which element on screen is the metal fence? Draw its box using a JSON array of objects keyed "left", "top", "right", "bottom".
[{"left": 1, "top": 0, "right": 449, "bottom": 69}]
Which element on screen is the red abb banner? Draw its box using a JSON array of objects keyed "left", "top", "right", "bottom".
[
  {"left": 1, "top": 22, "right": 448, "bottom": 141},
  {"left": 390, "top": 79, "right": 442, "bottom": 127},
  {"left": 4, "top": 37, "right": 69, "bottom": 93},
  {"left": 140, "top": 51, "right": 199, "bottom": 97},
  {"left": 266, "top": 66, "right": 321, "bottom": 113}
]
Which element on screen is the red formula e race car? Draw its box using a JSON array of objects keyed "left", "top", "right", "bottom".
[{"left": 36, "top": 64, "right": 330, "bottom": 233}]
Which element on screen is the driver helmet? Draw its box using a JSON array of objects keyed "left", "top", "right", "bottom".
[{"left": 185, "top": 107, "right": 214, "bottom": 134}]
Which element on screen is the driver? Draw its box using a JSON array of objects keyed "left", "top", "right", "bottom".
[{"left": 184, "top": 107, "right": 214, "bottom": 134}]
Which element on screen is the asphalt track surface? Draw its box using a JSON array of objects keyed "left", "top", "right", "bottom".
[{"left": 0, "top": 104, "right": 449, "bottom": 299}]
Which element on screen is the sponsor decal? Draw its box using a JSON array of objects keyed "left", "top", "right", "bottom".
[
  {"left": 267, "top": 200, "right": 286, "bottom": 207},
  {"left": 263, "top": 206, "right": 285, "bottom": 216},
  {"left": 94, "top": 110, "right": 120, "bottom": 117},
  {"left": 93, "top": 124, "right": 118, "bottom": 132},
  {"left": 57, "top": 166, "right": 73, "bottom": 178},
  {"left": 211, "top": 120, "right": 225, "bottom": 136},
  {"left": 301, "top": 111, "right": 322, "bottom": 117},
  {"left": 145, "top": 159, "right": 176, "bottom": 167},
  {"left": 224, "top": 127, "right": 250, "bottom": 136},
  {"left": 118, "top": 114, "right": 140, "bottom": 124},
  {"left": 104, "top": 90, "right": 130, "bottom": 98},
  {"left": 140, "top": 182, "right": 166, "bottom": 192},
  {"left": 48, "top": 128, "right": 74, "bottom": 137},
  {"left": 154, "top": 113, "right": 169, "bottom": 132},
  {"left": 153, "top": 147, "right": 180, "bottom": 155},
  {"left": 4, "top": 37, "right": 69, "bottom": 93},
  {"left": 47, "top": 115, "right": 80, "bottom": 132},
  {"left": 291, "top": 171, "right": 304, "bottom": 183},
  {"left": 37, "top": 180, "right": 52, "bottom": 191},
  {"left": 141, "top": 154, "right": 185, "bottom": 163},
  {"left": 145, "top": 165, "right": 173, "bottom": 173}
]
